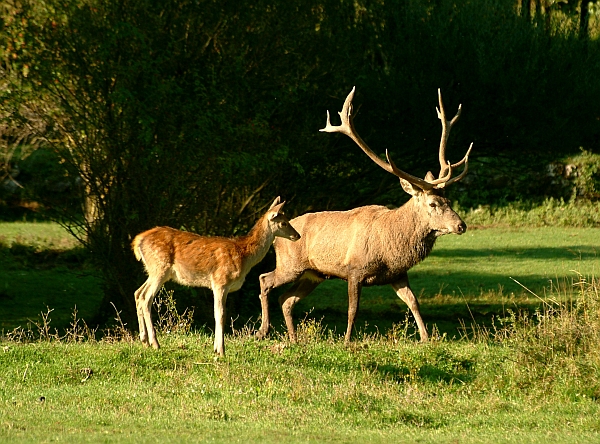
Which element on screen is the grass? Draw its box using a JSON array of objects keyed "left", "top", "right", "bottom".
[
  {"left": 284, "top": 226, "right": 600, "bottom": 339},
  {"left": 2, "top": 284, "right": 600, "bottom": 443},
  {"left": 2, "top": 204, "right": 600, "bottom": 442},
  {"left": 0, "top": 222, "right": 79, "bottom": 250},
  {"left": 0, "top": 222, "right": 102, "bottom": 332},
  {"left": 459, "top": 198, "right": 600, "bottom": 229},
  {"left": 2, "top": 217, "right": 600, "bottom": 339}
]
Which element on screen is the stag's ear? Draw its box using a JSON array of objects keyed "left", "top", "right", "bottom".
[
  {"left": 268, "top": 196, "right": 282, "bottom": 209},
  {"left": 424, "top": 171, "right": 435, "bottom": 182},
  {"left": 400, "top": 178, "right": 423, "bottom": 197}
]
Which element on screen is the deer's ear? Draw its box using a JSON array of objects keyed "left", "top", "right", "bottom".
[
  {"left": 400, "top": 178, "right": 423, "bottom": 197},
  {"left": 424, "top": 171, "right": 435, "bottom": 182},
  {"left": 268, "top": 196, "right": 282, "bottom": 209},
  {"left": 268, "top": 201, "right": 286, "bottom": 219}
]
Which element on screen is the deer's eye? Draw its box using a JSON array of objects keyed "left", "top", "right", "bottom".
[{"left": 429, "top": 202, "right": 438, "bottom": 208}]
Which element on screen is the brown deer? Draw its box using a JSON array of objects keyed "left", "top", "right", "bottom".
[
  {"left": 132, "top": 196, "right": 300, "bottom": 356},
  {"left": 255, "top": 88, "right": 472, "bottom": 343}
]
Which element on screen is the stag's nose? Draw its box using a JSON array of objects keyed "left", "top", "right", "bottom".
[{"left": 456, "top": 221, "right": 467, "bottom": 234}]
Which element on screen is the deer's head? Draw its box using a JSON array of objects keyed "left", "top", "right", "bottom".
[
  {"left": 266, "top": 196, "right": 301, "bottom": 241},
  {"left": 321, "top": 87, "right": 472, "bottom": 237}
]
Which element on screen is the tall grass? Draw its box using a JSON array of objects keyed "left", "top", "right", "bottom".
[{"left": 492, "top": 274, "right": 600, "bottom": 399}]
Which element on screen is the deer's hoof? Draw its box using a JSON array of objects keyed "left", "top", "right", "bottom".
[{"left": 254, "top": 330, "right": 268, "bottom": 340}]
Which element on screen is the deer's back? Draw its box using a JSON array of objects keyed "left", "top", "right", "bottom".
[{"left": 135, "top": 227, "right": 247, "bottom": 290}]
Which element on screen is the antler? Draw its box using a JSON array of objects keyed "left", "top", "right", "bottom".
[
  {"left": 320, "top": 87, "right": 472, "bottom": 190},
  {"left": 436, "top": 89, "right": 472, "bottom": 185},
  {"left": 320, "top": 87, "right": 450, "bottom": 191}
]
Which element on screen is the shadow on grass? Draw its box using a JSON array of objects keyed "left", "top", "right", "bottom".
[{"left": 431, "top": 245, "right": 599, "bottom": 260}]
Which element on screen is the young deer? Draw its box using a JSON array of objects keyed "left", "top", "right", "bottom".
[
  {"left": 256, "top": 88, "right": 472, "bottom": 344},
  {"left": 132, "top": 196, "right": 300, "bottom": 356}
]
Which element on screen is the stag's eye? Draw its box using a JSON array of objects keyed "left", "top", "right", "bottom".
[{"left": 429, "top": 202, "right": 438, "bottom": 208}]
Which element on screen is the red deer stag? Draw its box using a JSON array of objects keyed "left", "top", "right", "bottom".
[
  {"left": 132, "top": 196, "right": 300, "bottom": 356},
  {"left": 256, "top": 88, "right": 472, "bottom": 343}
]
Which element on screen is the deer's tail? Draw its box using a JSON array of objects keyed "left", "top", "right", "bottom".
[{"left": 131, "top": 235, "right": 145, "bottom": 264}]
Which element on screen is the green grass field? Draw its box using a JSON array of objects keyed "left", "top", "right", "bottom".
[
  {"left": 0, "top": 222, "right": 101, "bottom": 332},
  {"left": 277, "top": 226, "right": 600, "bottom": 339},
  {"left": 1, "top": 223, "right": 599, "bottom": 338},
  {"left": 2, "top": 323, "right": 600, "bottom": 443},
  {"left": 1, "top": 221, "right": 600, "bottom": 443}
]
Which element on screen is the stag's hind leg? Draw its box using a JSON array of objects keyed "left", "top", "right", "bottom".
[
  {"left": 278, "top": 271, "right": 324, "bottom": 343},
  {"left": 391, "top": 274, "right": 429, "bottom": 342}
]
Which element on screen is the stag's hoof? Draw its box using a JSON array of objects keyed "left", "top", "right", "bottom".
[{"left": 213, "top": 349, "right": 225, "bottom": 358}]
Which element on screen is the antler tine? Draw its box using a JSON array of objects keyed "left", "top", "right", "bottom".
[
  {"left": 321, "top": 87, "right": 440, "bottom": 191},
  {"left": 449, "top": 141, "right": 473, "bottom": 169},
  {"left": 320, "top": 86, "right": 356, "bottom": 136},
  {"left": 440, "top": 142, "right": 473, "bottom": 188},
  {"left": 436, "top": 89, "right": 462, "bottom": 179},
  {"left": 384, "top": 150, "right": 437, "bottom": 190}
]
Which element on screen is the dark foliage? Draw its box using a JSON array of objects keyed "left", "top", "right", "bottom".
[{"left": 1, "top": 0, "right": 599, "bottom": 326}]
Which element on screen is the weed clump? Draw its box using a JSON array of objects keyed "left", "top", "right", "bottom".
[
  {"left": 490, "top": 275, "right": 600, "bottom": 399},
  {"left": 0, "top": 287, "right": 193, "bottom": 345}
]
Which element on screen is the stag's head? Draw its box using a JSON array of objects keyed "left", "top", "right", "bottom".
[{"left": 320, "top": 87, "right": 472, "bottom": 237}]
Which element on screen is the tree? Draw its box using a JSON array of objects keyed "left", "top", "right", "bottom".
[
  {"left": 1, "top": 0, "right": 343, "bottom": 325},
  {"left": 2, "top": 0, "right": 600, "bottom": 329}
]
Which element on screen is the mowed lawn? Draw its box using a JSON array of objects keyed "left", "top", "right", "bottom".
[
  {"left": 2, "top": 223, "right": 600, "bottom": 443},
  {"left": 0, "top": 222, "right": 599, "bottom": 337},
  {"left": 288, "top": 226, "right": 600, "bottom": 338},
  {"left": 0, "top": 222, "right": 102, "bottom": 332}
]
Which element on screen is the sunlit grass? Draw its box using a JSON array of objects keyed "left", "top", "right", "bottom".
[
  {"left": 2, "top": 218, "right": 600, "bottom": 442},
  {"left": 0, "top": 221, "right": 79, "bottom": 250},
  {"left": 3, "top": 278, "right": 600, "bottom": 444}
]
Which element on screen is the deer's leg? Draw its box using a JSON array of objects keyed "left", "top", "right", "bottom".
[
  {"left": 345, "top": 275, "right": 363, "bottom": 343},
  {"left": 139, "top": 274, "right": 169, "bottom": 350},
  {"left": 391, "top": 274, "right": 429, "bottom": 342},
  {"left": 256, "top": 269, "right": 303, "bottom": 340},
  {"left": 134, "top": 281, "right": 150, "bottom": 345},
  {"left": 212, "top": 286, "right": 228, "bottom": 357},
  {"left": 279, "top": 271, "right": 323, "bottom": 343}
]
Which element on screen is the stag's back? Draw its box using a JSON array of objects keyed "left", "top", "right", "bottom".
[{"left": 274, "top": 201, "right": 435, "bottom": 283}]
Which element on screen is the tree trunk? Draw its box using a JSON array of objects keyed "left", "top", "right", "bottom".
[
  {"left": 580, "top": 0, "right": 590, "bottom": 39},
  {"left": 521, "top": 0, "right": 532, "bottom": 21}
]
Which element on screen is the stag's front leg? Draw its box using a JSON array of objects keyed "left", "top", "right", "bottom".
[
  {"left": 345, "top": 275, "right": 363, "bottom": 343},
  {"left": 213, "top": 286, "right": 228, "bottom": 357},
  {"left": 391, "top": 274, "right": 429, "bottom": 342}
]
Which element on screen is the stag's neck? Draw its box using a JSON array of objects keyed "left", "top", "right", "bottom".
[
  {"left": 389, "top": 199, "right": 438, "bottom": 265},
  {"left": 236, "top": 215, "right": 274, "bottom": 269}
]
